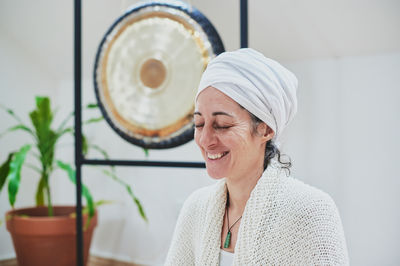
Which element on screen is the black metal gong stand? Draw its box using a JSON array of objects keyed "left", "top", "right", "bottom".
[{"left": 74, "top": 0, "right": 248, "bottom": 265}]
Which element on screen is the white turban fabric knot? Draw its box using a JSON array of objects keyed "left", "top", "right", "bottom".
[{"left": 196, "top": 48, "right": 298, "bottom": 145}]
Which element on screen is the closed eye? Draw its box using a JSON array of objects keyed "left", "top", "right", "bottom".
[
  {"left": 214, "top": 125, "right": 231, "bottom": 130},
  {"left": 194, "top": 124, "right": 232, "bottom": 129}
]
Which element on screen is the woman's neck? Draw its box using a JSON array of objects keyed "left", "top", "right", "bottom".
[{"left": 225, "top": 167, "right": 264, "bottom": 211}]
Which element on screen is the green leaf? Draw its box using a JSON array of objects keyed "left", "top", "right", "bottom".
[
  {"left": 0, "top": 104, "right": 24, "bottom": 124},
  {"left": 134, "top": 197, "right": 147, "bottom": 222},
  {"left": 29, "top": 97, "right": 57, "bottom": 170},
  {"left": 56, "top": 161, "right": 95, "bottom": 219},
  {"left": 7, "top": 145, "right": 31, "bottom": 207},
  {"left": 82, "top": 134, "right": 89, "bottom": 156},
  {"left": 69, "top": 200, "right": 114, "bottom": 218},
  {"left": 90, "top": 145, "right": 116, "bottom": 173},
  {"left": 1, "top": 104, "right": 36, "bottom": 140},
  {"left": 82, "top": 200, "right": 114, "bottom": 215},
  {"left": 0, "top": 153, "right": 14, "bottom": 193},
  {"left": 102, "top": 169, "right": 147, "bottom": 222},
  {"left": 90, "top": 144, "right": 117, "bottom": 171},
  {"left": 30, "top": 97, "right": 53, "bottom": 132},
  {"left": 25, "top": 163, "right": 42, "bottom": 174},
  {"left": 83, "top": 117, "right": 103, "bottom": 125},
  {"left": 143, "top": 148, "right": 149, "bottom": 157},
  {"left": 56, "top": 127, "right": 73, "bottom": 139},
  {"left": 93, "top": 199, "right": 114, "bottom": 208},
  {"left": 90, "top": 144, "right": 110, "bottom": 160},
  {"left": 0, "top": 124, "right": 36, "bottom": 139},
  {"left": 85, "top": 103, "right": 98, "bottom": 109},
  {"left": 55, "top": 103, "right": 97, "bottom": 133},
  {"left": 56, "top": 111, "right": 74, "bottom": 133}
]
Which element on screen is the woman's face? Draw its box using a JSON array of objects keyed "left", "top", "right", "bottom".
[{"left": 194, "top": 86, "right": 270, "bottom": 180}]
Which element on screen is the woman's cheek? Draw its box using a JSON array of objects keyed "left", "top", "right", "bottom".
[
  {"left": 194, "top": 130, "right": 200, "bottom": 145},
  {"left": 226, "top": 123, "right": 251, "bottom": 145}
]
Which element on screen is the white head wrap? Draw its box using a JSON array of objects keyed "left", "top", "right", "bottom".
[{"left": 196, "top": 48, "right": 298, "bottom": 144}]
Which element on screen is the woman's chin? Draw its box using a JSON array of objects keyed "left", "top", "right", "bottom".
[{"left": 206, "top": 168, "right": 227, "bottom": 179}]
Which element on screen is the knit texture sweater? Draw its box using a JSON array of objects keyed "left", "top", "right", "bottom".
[{"left": 165, "top": 163, "right": 349, "bottom": 265}]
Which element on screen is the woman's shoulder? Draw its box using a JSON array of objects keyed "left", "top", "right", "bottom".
[
  {"left": 283, "top": 176, "right": 337, "bottom": 212},
  {"left": 272, "top": 175, "right": 344, "bottom": 232},
  {"left": 279, "top": 177, "right": 349, "bottom": 264},
  {"left": 262, "top": 164, "right": 337, "bottom": 212}
]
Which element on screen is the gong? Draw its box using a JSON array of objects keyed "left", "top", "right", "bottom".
[{"left": 94, "top": 1, "right": 225, "bottom": 149}]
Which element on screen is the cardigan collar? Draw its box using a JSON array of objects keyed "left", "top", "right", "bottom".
[{"left": 198, "top": 161, "right": 287, "bottom": 264}]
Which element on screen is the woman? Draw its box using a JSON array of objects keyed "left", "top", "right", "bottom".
[{"left": 165, "top": 48, "right": 349, "bottom": 265}]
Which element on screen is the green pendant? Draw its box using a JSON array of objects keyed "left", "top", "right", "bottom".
[{"left": 224, "top": 231, "right": 231, "bottom": 248}]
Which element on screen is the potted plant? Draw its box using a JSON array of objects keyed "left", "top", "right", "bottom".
[{"left": 0, "top": 96, "right": 147, "bottom": 266}]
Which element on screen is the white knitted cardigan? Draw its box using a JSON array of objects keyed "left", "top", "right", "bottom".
[{"left": 165, "top": 163, "right": 349, "bottom": 265}]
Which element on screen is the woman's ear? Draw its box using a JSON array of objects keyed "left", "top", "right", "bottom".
[{"left": 257, "top": 123, "right": 274, "bottom": 142}]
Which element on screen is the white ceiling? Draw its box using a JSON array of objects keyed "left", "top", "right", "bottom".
[{"left": 1, "top": 0, "right": 399, "bottom": 81}]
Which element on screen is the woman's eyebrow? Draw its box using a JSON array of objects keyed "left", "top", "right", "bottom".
[
  {"left": 193, "top": 111, "right": 233, "bottom": 117},
  {"left": 212, "top": 111, "right": 233, "bottom": 117}
]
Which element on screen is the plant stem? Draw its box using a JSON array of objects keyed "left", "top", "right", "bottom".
[
  {"left": 46, "top": 186, "right": 53, "bottom": 216},
  {"left": 43, "top": 172, "right": 53, "bottom": 216}
]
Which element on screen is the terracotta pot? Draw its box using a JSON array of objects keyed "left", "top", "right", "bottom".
[{"left": 6, "top": 206, "right": 97, "bottom": 266}]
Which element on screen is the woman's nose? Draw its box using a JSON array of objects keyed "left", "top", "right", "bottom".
[{"left": 198, "top": 126, "right": 217, "bottom": 148}]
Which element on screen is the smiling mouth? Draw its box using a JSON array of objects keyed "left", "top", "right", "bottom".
[{"left": 206, "top": 152, "right": 229, "bottom": 160}]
